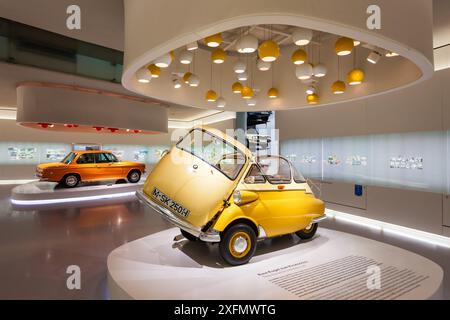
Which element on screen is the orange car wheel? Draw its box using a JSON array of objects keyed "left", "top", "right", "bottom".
[
  {"left": 219, "top": 223, "right": 256, "bottom": 266},
  {"left": 62, "top": 174, "right": 80, "bottom": 188},
  {"left": 127, "top": 170, "right": 141, "bottom": 183}
]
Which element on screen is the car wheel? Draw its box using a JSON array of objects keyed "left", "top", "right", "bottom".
[
  {"left": 296, "top": 223, "right": 318, "bottom": 240},
  {"left": 62, "top": 174, "right": 79, "bottom": 188},
  {"left": 219, "top": 223, "right": 257, "bottom": 266},
  {"left": 180, "top": 229, "right": 198, "bottom": 242},
  {"left": 127, "top": 170, "right": 141, "bottom": 183}
]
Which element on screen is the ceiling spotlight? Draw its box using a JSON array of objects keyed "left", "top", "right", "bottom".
[
  {"left": 186, "top": 41, "right": 198, "bottom": 51},
  {"left": 332, "top": 80, "right": 346, "bottom": 95},
  {"left": 233, "top": 61, "right": 246, "bottom": 74},
  {"left": 306, "top": 86, "right": 316, "bottom": 95},
  {"left": 232, "top": 82, "right": 243, "bottom": 93},
  {"left": 258, "top": 40, "right": 280, "bottom": 62},
  {"left": 241, "top": 86, "right": 254, "bottom": 99},
  {"left": 205, "top": 90, "right": 218, "bottom": 102},
  {"left": 268, "top": 87, "right": 279, "bottom": 99},
  {"left": 367, "top": 51, "right": 382, "bottom": 64},
  {"left": 153, "top": 51, "right": 174, "bottom": 68},
  {"left": 217, "top": 97, "right": 226, "bottom": 108},
  {"left": 204, "top": 33, "right": 222, "bottom": 47},
  {"left": 354, "top": 40, "right": 361, "bottom": 47},
  {"left": 247, "top": 98, "right": 257, "bottom": 106},
  {"left": 347, "top": 68, "right": 365, "bottom": 85},
  {"left": 188, "top": 74, "right": 200, "bottom": 87},
  {"left": 136, "top": 67, "right": 152, "bottom": 83},
  {"left": 313, "top": 64, "right": 327, "bottom": 78},
  {"left": 335, "top": 37, "right": 354, "bottom": 56},
  {"left": 93, "top": 126, "right": 104, "bottom": 132},
  {"left": 173, "top": 78, "right": 182, "bottom": 89},
  {"left": 179, "top": 50, "right": 194, "bottom": 64},
  {"left": 211, "top": 48, "right": 227, "bottom": 64},
  {"left": 147, "top": 64, "right": 161, "bottom": 78},
  {"left": 296, "top": 63, "right": 313, "bottom": 80},
  {"left": 292, "top": 28, "right": 313, "bottom": 46},
  {"left": 236, "top": 34, "right": 258, "bottom": 53},
  {"left": 291, "top": 49, "right": 307, "bottom": 65},
  {"left": 257, "top": 59, "right": 271, "bottom": 71},
  {"left": 306, "top": 93, "right": 320, "bottom": 105},
  {"left": 386, "top": 51, "right": 399, "bottom": 57},
  {"left": 237, "top": 71, "right": 248, "bottom": 81}
]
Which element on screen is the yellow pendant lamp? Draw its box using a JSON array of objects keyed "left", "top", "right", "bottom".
[
  {"left": 147, "top": 64, "right": 161, "bottom": 78},
  {"left": 258, "top": 40, "right": 280, "bottom": 62},
  {"left": 306, "top": 93, "right": 320, "bottom": 104},
  {"left": 335, "top": 37, "right": 354, "bottom": 56},
  {"left": 182, "top": 72, "right": 192, "bottom": 84},
  {"left": 268, "top": 87, "right": 279, "bottom": 99},
  {"left": 241, "top": 86, "right": 254, "bottom": 99},
  {"left": 291, "top": 49, "right": 307, "bottom": 65},
  {"left": 232, "top": 82, "right": 243, "bottom": 94},
  {"left": 347, "top": 68, "right": 365, "bottom": 85},
  {"left": 211, "top": 48, "right": 226, "bottom": 64},
  {"left": 332, "top": 80, "right": 346, "bottom": 94},
  {"left": 205, "top": 90, "right": 218, "bottom": 102},
  {"left": 205, "top": 33, "right": 223, "bottom": 47}
]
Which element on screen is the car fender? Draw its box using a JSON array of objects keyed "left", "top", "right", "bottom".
[{"left": 213, "top": 203, "right": 259, "bottom": 234}]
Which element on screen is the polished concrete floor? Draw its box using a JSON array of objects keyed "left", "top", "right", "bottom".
[{"left": 0, "top": 184, "right": 449, "bottom": 299}]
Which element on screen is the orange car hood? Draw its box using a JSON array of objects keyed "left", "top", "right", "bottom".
[{"left": 37, "top": 163, "right": 69, "bottom": 170}]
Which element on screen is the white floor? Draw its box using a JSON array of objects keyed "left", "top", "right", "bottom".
[{"left": 107, "top": 227, "right": 443, "bottom": 300}]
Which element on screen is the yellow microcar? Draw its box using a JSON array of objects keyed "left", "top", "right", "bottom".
[{"left": 136, "top": 126, "right": 326, "bottom": 265}]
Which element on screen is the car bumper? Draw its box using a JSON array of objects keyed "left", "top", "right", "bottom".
[
  {"left": 312, "top": 215, "right": 327, "bottom": 223},
  {"left": 135, "top": 189, "right": 221, "bottom": 242}
]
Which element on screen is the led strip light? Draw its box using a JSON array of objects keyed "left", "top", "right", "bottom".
[
  {"left": 326, "top": 209, "right": 450, "bottom": 249},
  {"left": 11, "top": 191, "right": 136, "bottom": 206}
]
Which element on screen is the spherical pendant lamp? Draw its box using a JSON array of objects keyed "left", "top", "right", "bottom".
[
  {"left": 186, "top": 41, "right": 198, "bottom": 51},
  {"left": 332, "top": 80, "right": 346, "bottom": 94},
  {"left": 154, "top": 52, "right": 174, "bottom": 68},
  {"left": 188, "top": 74, "right": 200, "bottom": 87},
  {"left": 204, "top": 33, "right": 222, "bottom": 47},
  {"left": 257, "top": 59, "right": 271, "bottom": 71},
  {"left": 247, "top": 98, "right": 257, "bottom": 106},
  {"left": 313, "top": 64, "right": 327, "bottom": 78},
  {"left": 335, "top": 37, "right": 354, "bottom": 56},
  {"left": 236, "top": 34, "right": 258, "bottom": 53},
  {"left": 182, "top": 72, "right": 192, "bottom": 84},
  {"left": 205, "top": 90, "right": 218, "bottom": 102},
  {"left": 237, "top": 71, "right": 248, "bottom": 81},
  {"left": 147, "top": 64, "right": 161, "bottom": 78},
  {"left": 136, "top": 68, "right": 152, "bottom": 83},
  {"left": 232, "top": 82, "right": 243, "bottom": 93},
  {"left": 241, "top": 86, "right": 254, "bottom": 99},
  {"left": 292, "top": 49, "right": 307, "bottom": 65},
  {"left": 233, "top": 61, "right": 246, "bottom": 74},
  {"left": 347, "top": 68, "right": 365, "bottom": 85},
  {"left": 306, "top": 86, "right": 316, "bottom": 95},
  {"left": 268, "top": 87, "right": 279, "bottom": 99},
  {"left": 258, "top": 40, "right": 280, "bottom": 62},
  {"left": 211, "top": 48, "right": 227, "bottom": 64},
  {"left": 179, "top": 50, "right": 194, "bottom": 65},
  {"left": 292, "top": 28, "right": 313, "bottom": 46},
  {"left": 296, "top": 63, "right": 313, "bottom": 80},
  {"left": 217, "top": 97, "right": 226, "bottom": 108},
  {"left": 306, "top": 93, "right": 320, "bottom": 104}
]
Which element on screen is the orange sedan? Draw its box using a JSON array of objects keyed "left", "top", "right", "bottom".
[{"left": 36, "top": 150, "right": 145, "bottom": 187}]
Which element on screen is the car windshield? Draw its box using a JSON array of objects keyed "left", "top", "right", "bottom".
[
  {"left": 177, "top": 129, "right": 246, "bottom": 180},
  {"left": 292, "top": 166, "right": 306, "bottom": 183},
  {"left": 257, "top": 156, "right": 292, "bottom": 184},
  {"left": 61, "top": 152, "right": 76, "bottom": 164}
]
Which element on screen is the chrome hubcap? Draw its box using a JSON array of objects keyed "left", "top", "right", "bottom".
[
  {"left": 233, "top": 236, "right": 248, "bottom": 254},
  {"left": 131, "top": 173, "right": 139, "bottom": 180},
  {"left": 66, "top": 176, "right": 77, "bottom": 186}
]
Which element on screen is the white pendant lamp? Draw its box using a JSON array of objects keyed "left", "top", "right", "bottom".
[
  {"left": 247, "top": 98, "right": 257, "bottom": 106},
  {"left": 217, "top": 97, "right": 226, "bottom": 108},
  {"left": 173, "top": 78, "right": 182, "bottom": 89},
  {"left": 313, "top": 64, "right": 327, "bottom": 78},
  {"left": 136, "top": 68, "right": 152, "bottom": 83},
  {"left": 153, "top": 52, "right": 174, "bottom": 68},
  {"left": 188, "top": 74, "right": 200, "bottom": 87},
  {"left": 233, "top": 61, "right": 246, "bottom": 74},
  {"left": 257, "top": 59, "right": 271, "bottom": 71},
  {"left": 292, "top": 28, "right": 313, "bottom": 46},
  {"left": 306, "top": 86, "right": 316, "bottom": 95},
  {"left": 179, "top": 50, "right": 193, "bottom": 64},
  {"left": 236, "top": 34, "right": 258, "bottom": 53},
  {"left": 296, "top": 63, "right": 313, "bottom": 80},
  {"left": 237, "top": 71, "right": 248, "bottom": 81},
  {"left": 186, "top": 41, "right": 198, "bottom": 51}
]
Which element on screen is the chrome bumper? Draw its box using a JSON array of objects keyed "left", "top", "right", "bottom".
[
  {"left": 135, "top": 189, "right": 220, "bottom": 242},
  {"left": 312, "top": 215, "right": 327, "bottom": 223}
]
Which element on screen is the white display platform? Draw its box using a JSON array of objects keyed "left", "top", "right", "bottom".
[
  {"left": 10, "top": 181, "right": 143, "bottom": 206},
  {"left": 107, "top": 228, "right": 444, "bottom": 300}
]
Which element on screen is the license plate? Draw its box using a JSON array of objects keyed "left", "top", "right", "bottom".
[{"left": 151, "top": 188, "right": 190, "bottom": 218}]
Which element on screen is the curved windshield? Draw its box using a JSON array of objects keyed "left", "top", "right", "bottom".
[
  {"left": 257, "top": 156, "right": 292, "bottom": 184},
  {"left": 61, "top": 152, "right": 76, "bottom": 164},
  {"left": 292, "top": 166, "right": 307, "bottom": 184},
  {"left": 177, "top": 129, "right": 246, "bottom": 180}
]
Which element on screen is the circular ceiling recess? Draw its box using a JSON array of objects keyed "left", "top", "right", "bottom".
[{"left": 122, "top": 0, "right": 434, "bottom": 111}]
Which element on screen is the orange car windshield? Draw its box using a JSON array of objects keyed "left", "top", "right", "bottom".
[{"left": 61, "top": 152, "right": 77, "bottom": 164}]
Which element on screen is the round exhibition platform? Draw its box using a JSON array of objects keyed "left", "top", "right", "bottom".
[{"left": 107, "top": 228, "right": 443, "bottom": 300}]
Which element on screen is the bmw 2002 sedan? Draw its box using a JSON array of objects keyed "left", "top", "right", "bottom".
[
  {"left": 36, "top": 150, "right": 145, "bottom": 187},
  {"left": 136, "top": 126, "right": 325, "bottom": 265}
]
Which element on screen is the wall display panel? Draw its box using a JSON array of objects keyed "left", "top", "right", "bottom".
[
  {"left": 103, "top": 145, "right": 170, "bottom": 166},
  {"left": 281, "top": 138, "right": 322, "bottom": 180},
  {"left": 0, "top": 142, "right": 71, "bottom": 165}
]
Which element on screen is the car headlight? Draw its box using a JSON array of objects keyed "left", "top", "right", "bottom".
[{"left": 233, "top": 190, "right": 242, "bottom": 205}]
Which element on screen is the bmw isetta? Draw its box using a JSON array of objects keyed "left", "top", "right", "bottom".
[{"left": 136, "top": 126, "right": 326, "bottom": 265}]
